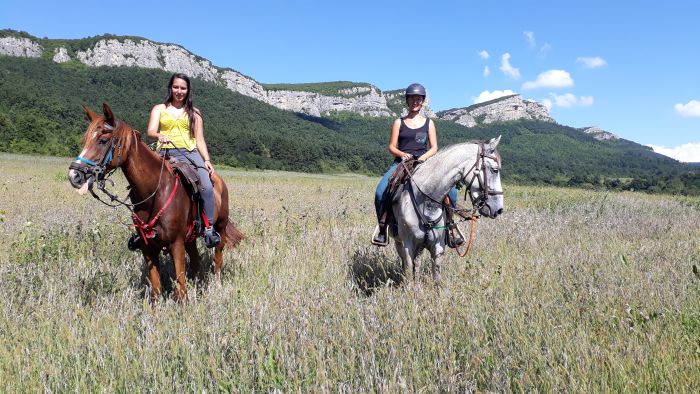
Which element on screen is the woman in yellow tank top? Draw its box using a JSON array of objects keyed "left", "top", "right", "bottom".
[{"left": 145, "top": 73, "right": 220, "bottom": 247}]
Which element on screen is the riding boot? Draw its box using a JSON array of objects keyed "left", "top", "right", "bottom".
[
  {"left": 372, "top": 211, "right": 389, "bottom": 246},
  {"left": 204, "top": 226, "right": 221, "bottom": 248},
  {"left": 444, "top": 196, "right": 465, "bottom": 248},
  {"left": 127, "top": 233, "right": 142, "bottom": 251}
]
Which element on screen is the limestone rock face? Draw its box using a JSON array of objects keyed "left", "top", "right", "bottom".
[
  {"left": 220, "top": 69, "right": 268, "bottom": 102},
  {"left": 0, "top": 36, "right": 42, "bottom": 57},
  {"left": 52, "top": 47, "right": 71, "bottom": 63},
  {"left": 267, "top": 86, "right": 394, "bottom": 117},
  {"left": 438, "top": 95, "right": 554, "bottom": 127},
  {"left": 438, "top": 108, "right": 476, "bottom": 127},
  {"left": 69, "top": 38, "right": 394, "bottom": 116},
  {"left": 579, "top": 126, "right": 618, "bottom": 141}
]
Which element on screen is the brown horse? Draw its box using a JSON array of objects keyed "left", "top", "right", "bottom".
[{"left": 68, "top": 103, "right": 244, "bottom": 302}]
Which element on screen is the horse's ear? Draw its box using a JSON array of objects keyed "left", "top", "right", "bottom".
[
  {"left": 103, "top": 103, "right": 116, "bottom": 127},
  {"left": 82, "top": 104, "right": 97, "bottom": 122},
  {"left": 487, "top": 135, "right": 502, "bottom": 152}
]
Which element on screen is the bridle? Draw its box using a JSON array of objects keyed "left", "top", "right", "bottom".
[
  {"left": 459, "top": 143, "right": 503, "bottom": 214},
  {"left": 405, "top": 142, "right": 502, "bottom": 220},
  {"left": 69, "top": 121, "right": 122, "bottom": 184},
  {"left": 69, "top": 120, "right": 166, "bottom": 210}
]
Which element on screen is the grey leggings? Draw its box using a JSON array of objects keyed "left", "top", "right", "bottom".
[{"left": 161, "top": 148, "right": 215, "bottom": 223}]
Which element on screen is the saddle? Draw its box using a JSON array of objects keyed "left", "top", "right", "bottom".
[
  {"left": 169, "top": 158, "right": 211, "bottom": 234},
  {"left": 169, "top": 159, "right": 207, "bottom": 199},
  {"left": 374, "top": 158, "right": 465, "bottom": 247},
  {"left": 388, "top": 159, "right": 421, "bottom": 196}
]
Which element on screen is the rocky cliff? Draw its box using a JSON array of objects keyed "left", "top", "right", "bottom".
[
  {"left": 0, "top": 33, "right": 394, "bottom": 117},
  {"left": 1, "top": 31, "right": 558, "bottom": 124},
  {"left": 578, "top": 126, "right": 618, "bottom": 141},
  {"left": 437, "top": 94, "right": 555, "bottom": 127}
]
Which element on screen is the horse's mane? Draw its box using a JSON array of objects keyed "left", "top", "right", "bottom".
[{"left": 430, "top": 139, "right": 501, "bottom": 164}]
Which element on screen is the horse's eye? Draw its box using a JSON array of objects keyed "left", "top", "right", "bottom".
[{"left": 98, "top": 138, "right": 109, "bottom": 145}]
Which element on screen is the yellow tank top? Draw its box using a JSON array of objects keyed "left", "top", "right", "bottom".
[{"left": 158, "top": 111, "right": 197, "bottom": 151}]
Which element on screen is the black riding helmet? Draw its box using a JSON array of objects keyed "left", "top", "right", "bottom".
[{"left": 405, "top": 83, "right": 426, "bottom": 97}]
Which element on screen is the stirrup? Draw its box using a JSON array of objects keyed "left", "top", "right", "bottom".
[
  {"left": 203, "top": 226, "right": 221, "bottom": 248},
  {"left": 447, "top": 224, "right": 466, "bottom": 248},
  {"left": 371, "top": 224, "right": 389, "bottom": 246}
]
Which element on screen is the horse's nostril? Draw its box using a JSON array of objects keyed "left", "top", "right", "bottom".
[
  {"left": 496, "top": 208, "right": 504, "bottom": 216},
  {"left": 68, "top": 170, "right": 85, "bottom": 188}
]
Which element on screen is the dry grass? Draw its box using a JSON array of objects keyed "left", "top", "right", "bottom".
[{"left": 0, "top": 152, "right": 698, "bottom": 392}]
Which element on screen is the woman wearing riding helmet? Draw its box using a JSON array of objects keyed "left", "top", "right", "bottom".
[{"left": 372, "top": 83, "right": 463, "bottom": 246}]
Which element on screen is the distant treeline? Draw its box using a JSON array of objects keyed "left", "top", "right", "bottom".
[{"left": 0, "top": 55, "right": 698, "bottom": 195}]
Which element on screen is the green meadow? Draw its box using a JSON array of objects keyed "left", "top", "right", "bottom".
[{"left": 0, "top": 153, "right": 698, "bottom": 392}]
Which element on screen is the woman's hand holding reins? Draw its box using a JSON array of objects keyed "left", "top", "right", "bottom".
[{"left": 204, "top": 160, "right": 215, "bottom": 175}]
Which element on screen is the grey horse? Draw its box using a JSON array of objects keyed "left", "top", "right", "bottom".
[{"left": 390, "top": 136, "right": 504, "bottom": 284}]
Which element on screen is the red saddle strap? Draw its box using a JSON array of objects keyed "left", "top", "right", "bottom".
[{"left": 132, "top": 175, "right": 180, "bottom": 245}]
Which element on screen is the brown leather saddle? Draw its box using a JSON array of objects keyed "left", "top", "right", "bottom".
[{"left": 169, "top": 159, "right": 208, "bottom": 200}]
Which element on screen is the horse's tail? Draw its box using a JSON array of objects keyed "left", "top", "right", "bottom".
[{"left": 223, "top": 218, "right": 245, "bottom": 249}]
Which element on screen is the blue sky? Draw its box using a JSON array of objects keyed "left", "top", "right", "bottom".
[{"left": 2, "top": 0, "right": 699, "bottom": 161}]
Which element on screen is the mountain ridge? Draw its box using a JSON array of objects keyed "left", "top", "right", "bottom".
[
  {"left": 1, "top": 29, "right": 698, "bottom": 194},
  {"left": 2, "top": 29, "right": 551, "bottom": 124}
]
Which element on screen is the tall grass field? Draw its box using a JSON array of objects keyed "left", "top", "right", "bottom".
[{"left": 0, "top": 152, "right": 698, "bottom": 392}]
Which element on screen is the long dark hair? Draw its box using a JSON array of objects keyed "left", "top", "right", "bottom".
[{"left": 164, "top": 73, "right": 199, "bottom": 138}]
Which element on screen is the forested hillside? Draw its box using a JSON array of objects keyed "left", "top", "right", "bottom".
[
  {"left": 0, "top": 55, "right": 698, "bottom": 194},
  {"left": 0, "top": 56, "right": 387, "bottom": 173}
]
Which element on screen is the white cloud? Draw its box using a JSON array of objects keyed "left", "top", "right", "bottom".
[
  {"left": 499, "top": 53, "right": 520, "bottom": 80},
  {"left": 577, "top": 56, "right": 607, "bottom": 69},
  {"left": 474, "top": 90, "right": 517, "bottom": 104},
  {"left": 522, "top": 69, "right": 574, "bottom": 90},
  {"left": 524, "top": 31, "right": 536, "bottom": 48},
  {"left": 547, "top": 93, "right": 594, "bottom": 108},
  {"left": 539, "top": 43, "right": 552, "bottom": 56},
  {"left": 648, "top": 142, "right": 700, "bottom": 162},
  {"left": 483, "top": 66, "right": 490, "bottom": 77},
  {"left": 674, "top": 100, "right": 700, "bottom": 117},
  {"left": 479, "top": 50, "right": 489, "bottom": 60}
]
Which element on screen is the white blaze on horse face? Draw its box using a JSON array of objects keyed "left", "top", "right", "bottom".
[{"left": 75, "top": 149, "right": 88, "bottom": 163}]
